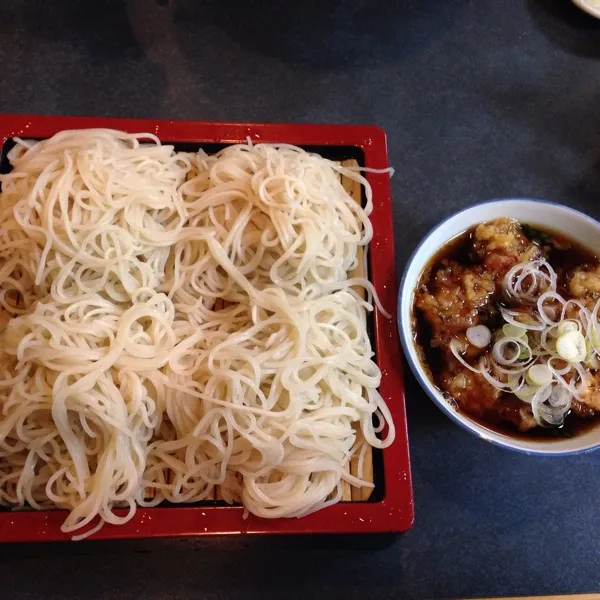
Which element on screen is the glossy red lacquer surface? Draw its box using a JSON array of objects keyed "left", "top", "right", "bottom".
[{"left": 0, "top": 114, "right": 413, "bottom": 542}]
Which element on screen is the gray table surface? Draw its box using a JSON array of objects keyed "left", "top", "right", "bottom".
[{"left": 1, "top": 0, "right": 600, "bottom": 598}]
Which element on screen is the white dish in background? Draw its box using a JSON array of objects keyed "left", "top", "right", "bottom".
[
  {"left": 398, "top": 199, "right": 600, "bottom": 456},
  {"left": 573, "top": 0, "right": 600, "bottom": 19}
]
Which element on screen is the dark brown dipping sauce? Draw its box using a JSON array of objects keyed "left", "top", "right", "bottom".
[{"left": 413, "top": 218, "right": 600, "bottom": 441}]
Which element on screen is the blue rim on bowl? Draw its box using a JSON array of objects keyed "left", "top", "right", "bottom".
[{"left": 397, "top": 198, "right": 600, "bottom": 456}]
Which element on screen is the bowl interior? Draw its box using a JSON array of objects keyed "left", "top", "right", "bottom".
[{"left": 399, "top": 199, "right": 600, "bottom": 455}]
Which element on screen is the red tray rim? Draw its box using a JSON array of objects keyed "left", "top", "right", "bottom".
[{"left": 0, "top": 114, "right": 414, "bottom": 542}]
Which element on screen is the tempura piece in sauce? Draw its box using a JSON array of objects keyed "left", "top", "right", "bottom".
[
  {"left": 473, "top": 217, "right": 538, "bottom": 274},
  {"left": 579, "top": 374, "right": 600, "bottom": 411},
  {"left": 440, "top": 361, "right": 537, "bottom": 432},
  {"left": 568, "top": 263, "right": 600, "bottom": 309},
  {"left": 415, "top": 261, "right": 495, "bottom": 347}
]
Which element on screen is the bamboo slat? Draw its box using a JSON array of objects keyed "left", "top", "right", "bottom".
[{"left": 340, "top": 159, "right": 374, "bottom": 502}]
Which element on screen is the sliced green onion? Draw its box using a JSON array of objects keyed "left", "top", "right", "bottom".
[
  {"left": 502, "top": 324, "right": 527, "bottom": 339},
  {"left": 515, "top": 384, "right": 537, "bottom": 401},
  {"left": 556, "top": 330, "right": 586, "bottom": 363},
  {"left": 582, "top": 340, "right": 598, "bottom": 369},
  {"left": 460, "top": 285, "right": 600, "bottom": 424},
  {"left": 466, "top": 325, "right": 491, "bottom": 349},
  {"left": 590, "top": 326, "right": 600, "bottom": 349},
  {"left": 518, "top": 347, "right": 532, "bottom": 361},
  {"left": 548, "top": 385, "right": 571, "bottom": 409},
  {"left": 500, "top": 307, "right": 545, "bottom": 331},
  {"left": 526, "top": 364, "right": 553, "bottom": 387},
  {"left": 557, "top": 321, "right": 578, "bottom": 336},
  {"left": 492, "top": 337, "right": 531, "bottom": 366},
  {"left": 449, "top": 339, "right": 482, "bottom": 374}
]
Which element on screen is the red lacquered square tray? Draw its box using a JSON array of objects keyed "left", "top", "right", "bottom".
[{"left": 0, "top": 114, "right": 413, "bottom": 542}]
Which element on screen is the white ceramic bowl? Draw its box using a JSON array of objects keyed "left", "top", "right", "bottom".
[
  {"left": 573, "top": 0, "right": 600, "bottom": 19},
  {"left": 398, "top": 199, "right": 600, "bottom": 455}
]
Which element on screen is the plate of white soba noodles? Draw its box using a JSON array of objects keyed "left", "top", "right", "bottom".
[{"left": 0, "top": 118, "right": 412, "bottom": 541}]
